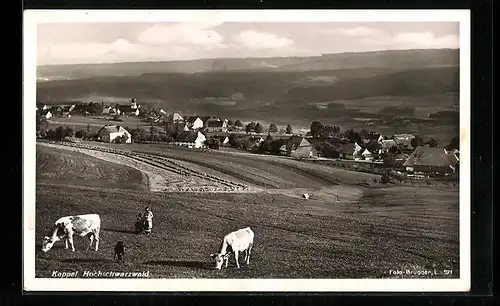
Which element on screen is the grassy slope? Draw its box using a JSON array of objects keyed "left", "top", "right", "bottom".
[
  {"left": 35, "top": 145, "right": 459, "bottom": 279},
  {"left": 37, "top": 145, "right": 148, "bottom": 190}
]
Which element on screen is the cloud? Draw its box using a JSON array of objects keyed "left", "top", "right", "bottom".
[
  {"left": 392, "top": 32, "right": 459, "bottom": 48},
  {"left": 330, "top": 27, "right": 459, "bottom": 50},
  {"left": 136, "top": 22, "right": 225, "bottom": 49},
  {"left": 232, "top": 30, "right": 294, "bottom": 50},
  {"left": 330, "top": 26, "right": 385, "bottom": 37}
]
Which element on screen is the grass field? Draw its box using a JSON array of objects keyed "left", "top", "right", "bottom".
[{"left": 35, "top": 142, "right": 459, "bottom": 279}]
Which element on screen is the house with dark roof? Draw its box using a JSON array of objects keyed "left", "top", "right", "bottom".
[
  {"left": 362, "top": 133, "right": 383, "bottom": 144},
  {"left": 97, "top": 125, "right": 132, "bottom": 143},
  {"left": 403, "top": 146, "right": 457, "bottom": 175},
  {"left": 393, "top": 134, "right": 415, "bottom": 152},
  {"left": 378, "top": 139, "right": 398, "bottom": 154},
  {"left": 39, "top": 109, "right": 53, "bottom": 119},
  {"left": 186, "top": 116, "right": 205, "bottom": 130},
  {"left": 206, "top": 119, "right": 228, "bottom": 133},
  {"left": 168, "top": 112, "right": 184, "bottom": 123},
  {"left": 118, "top": 105, "right": 140, "bottom": 116},
  {"left": 279, "top": 136, "right": 317, "bottom": 158},
  {"left": 174, "top": 131, "right": 206, "bottom": 148}
]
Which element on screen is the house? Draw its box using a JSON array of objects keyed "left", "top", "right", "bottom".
[
  {"left": 209, "top": 135, "right": 230, "bottom": 146},
  {"left": 130, "top": 98, "right": 140, "bottom": 109},
  {"left": 186, "top": 116, "right": 205, "bottom": 130},
  {"left": 445, "top": 149, "right": 460, "bottom": 171},
  {"left": 97, "top": 125, "right": 132, "bottom": 143},
  {"left": 362, "top": 133, "right": 383, "bottom": 144},
  {"left": 361, "top": 148, "right": 374, "bottom": 161},
  {"left": 379, "top": 139, "right": 398, "bottom": 154},
  {"left": 169, "top": 112, "right": 184, "bottom": 123},
  {"left": 403, "top": 146, "right": 456, "bottom": 175},
  {"left": 393, "top": 134, "right": 415, "bottom": 151},
  {"left": 394, "top": 153, "right": 410, "bottom": 162},
  {"left": 101, "top": 106, "right": 115, "bottom": 115},
  {"left": 118, "top": 105, "right": 140, "bottom": 116},
  {"left": 206, "top": 119, "right": 228, "bottom": 133},
  {"left": 40, "top": 109, "right": 52, "bottom": 119},
  {"left": 279, "top": 136, "right": 317, "bottom": 158},
  {"left": 174, "top": 131, "right": 207, "bottom": 148}
]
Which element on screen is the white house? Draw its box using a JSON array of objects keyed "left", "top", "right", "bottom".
[
  {"left": 361, "top": 148, "right": 374, "bottom": 161},
  {"left": 169, "top": 112, "right": 184, "bottom": 123},
  {"left": 352, "top": 142, "right": 363, "bottom": 160},
  {"left": 41, "top": 110, "right": 52, "bottom": 119},
  {"left": 174, "top": 131, "right": 207, "bottom": 148},
  {"left": 186, "top": 116, "right": 205, "bottom": 130},
  {"left": 97, "top": 125, "right": 132, "bottom": 143}
]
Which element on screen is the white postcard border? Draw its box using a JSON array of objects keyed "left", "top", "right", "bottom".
[{"left": 23, "top": 9, "right": 471, "bottom": 292}]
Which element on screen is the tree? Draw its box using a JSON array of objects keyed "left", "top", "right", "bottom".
[
  {"left": 254, "top": 122, "right": 263, "bottom": 133},
  {"left": 55, "top": 126, "right": 65, "bottom": 140},
  {"left": 229, "top": 134, "right": 241, "bottom": 148},
  {"left": 64, "top": 127, "right": 75, "bottom": 138},
  {"left": 227, "top": 120, "right": 234, "bottom": 126},
  {"left": 445, "top": 137, "right": 459, "bottom": 150},
  {"left": 427, "top": 138, "right": 438, "bottom": 148},
  {"left": 320, "top": 125, "right": 341, "bottom": 138},
  {"left": 268, "top": 123, "right": 278, "bottom": 133},
  {"left": 310, "top": 121, "right": 324, "bottom": 137},
  {"left": 75, "top": 130, "right": 87, "bottom": 138},
  {"left": 234, "top": 120, "right": 243, "bottom": 127},
  {"left": 389, "top": 146, "right": 400, "bottom": 155},
  {"left": 260, "top": 136, "right": 274, "bottom": 154},
  {"left": 206, "top": 138, "right": 220, "bottom": 150},
  {"left": 286, "top": 124, "right": 293, "bottom": 134},
  {"left": 411, "top": 135, "right": 424, "bottom": 148},
  {"left": 345, "top": 129, "right": 361, "bottom": 144},
  {"left": 245, "top": 122, "right": 256, "bottom": 133}
]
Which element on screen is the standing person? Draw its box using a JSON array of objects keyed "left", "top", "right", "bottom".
[{"left": 144, "top": 206, "right": 153, "bottom": 235}]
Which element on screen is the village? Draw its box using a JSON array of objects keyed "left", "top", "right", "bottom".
[{"left": 36, "top": 98, "right": 460, "bottom": 181}]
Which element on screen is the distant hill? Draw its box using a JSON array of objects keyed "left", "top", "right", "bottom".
[
  {"left": 37, "top": 65, "right": 459, "bottom": 117},
  {"left": 37, "top": 48, "right": 459, "bottom": 80}
]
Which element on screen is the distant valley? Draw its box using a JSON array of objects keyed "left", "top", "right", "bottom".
[{"left": 36, "top": 48, "right": 460, "bottom": 142}]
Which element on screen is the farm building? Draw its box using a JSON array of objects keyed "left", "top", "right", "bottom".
[
  {"left": 206, "top": 119, "right": 229, "bottom": 133},
  {"left": 174, "top": 131, "right": 207, "bottom": 148},
  {"left": 169, "top": 112, "right": 184, "bottom": 123},
  {"left": 186, "top": 116, "right": 205, "bottom": 130},
  {"left": 97, "top": 125, "right": 132, "bottom": 143},
  {"left": 280, "top": 137, "right": 317, "bottom": 158},
  {"left": 393, "top": 134, "right": 415, "bottom": 152},
  {"left": 40, "top": 109, "right": 53, "bottom": 119},
  {"left": 361, "top": 148, "right": 374, "bottom": 161},
  {"left": 118, "top": 105, "right": 140, "bottom": 116},
  {"left": 362, "top": 133, "right": 383, "bottom": 144},
  {"left": 209, "top": 135, "right": 230, "bottom": 146},
  {"left": 378, "top": 139, "right": 398, "bottom": 154},
  {"left": 403, "top": 146, "right": 457, "bottom": 176}
]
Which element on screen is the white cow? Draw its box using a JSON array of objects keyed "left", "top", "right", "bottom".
[
  {"left": 41, "top": 214, "right": 101, "bottom": 253},
  {"left": 210, "top": 227, "right": 254, "bottom": 270}
]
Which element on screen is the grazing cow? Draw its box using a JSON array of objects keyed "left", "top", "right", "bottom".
[
  {"left": 114, "top": 241, "right": 125, "bottom": 263},
  {"left": 210, "top": 227, "right": 254, "bottom": 270},
  {"left": 41, "top": 214, "right": 101, "bottom": 253}
]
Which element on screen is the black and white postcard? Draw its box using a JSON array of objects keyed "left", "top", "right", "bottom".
[{"left": 23, "top": 9, "right": 470, "bottom": 292}]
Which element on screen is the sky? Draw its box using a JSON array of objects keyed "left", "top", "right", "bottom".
[{"left": 37, "top": 21, "right": 459, "bottom": 66}]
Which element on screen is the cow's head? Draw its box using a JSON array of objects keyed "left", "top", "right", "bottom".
[
  {"left": 41, "top": 236, "right": 59, "bottom": 253},
  {"left": 210, "top": 253, "right": 231, "bottom": 270}
]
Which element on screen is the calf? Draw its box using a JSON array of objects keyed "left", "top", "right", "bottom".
[
  {"left": 41, "top": 214, "right": 101, "bottom": 253},
  {"left": 114, "top": 241, "right": 125, "bottom": 263},
  {"left": 210, "top": 227, "right": 254, "bottom": 270}
]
